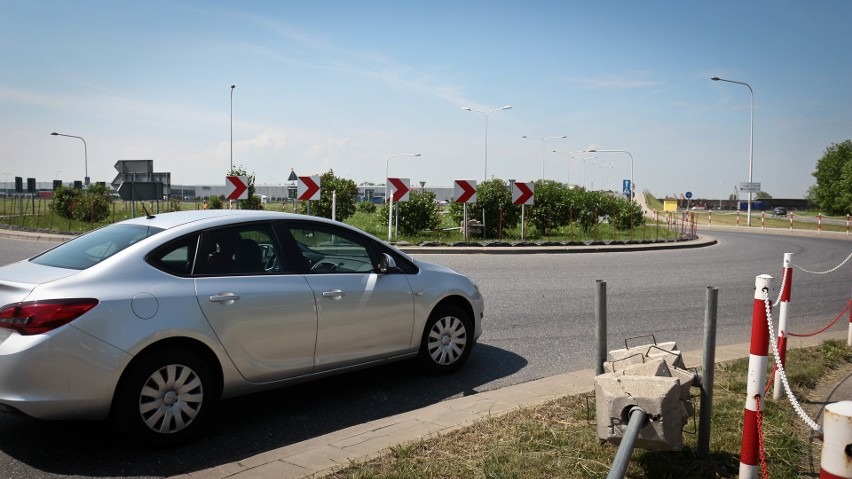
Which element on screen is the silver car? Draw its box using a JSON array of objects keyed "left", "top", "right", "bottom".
[{"left": 0, "top": 210, "right": 483, "bottom": 446}]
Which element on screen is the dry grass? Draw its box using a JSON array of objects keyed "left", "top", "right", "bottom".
[{"left": 325, "top": 340, "right": 851, "bottom": 479}]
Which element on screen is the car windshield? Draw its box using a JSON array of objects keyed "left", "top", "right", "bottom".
[{"left": 31, "top": 224, "right": 163, "bottom": 270}]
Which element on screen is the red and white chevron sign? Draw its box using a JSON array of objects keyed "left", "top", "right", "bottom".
[
  {"left": 512, "top": 181, "right": 534, "bottom": 205},
  {"left": 453, "top": 179, "right": 477, "bottom": 203},
  {"left": 225, "top": 176, "right": 249, "bottom": 200},
  {"left": 297, "top": 175, "right": 321, "bottom": 201},
  {"left": 388, "top": 177, "right": 410, "bottom": 202}
]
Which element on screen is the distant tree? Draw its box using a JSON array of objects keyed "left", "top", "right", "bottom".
[
  {"left": 302, "top": 170, "right": 358, "bottom": 221},
  {"left": 380, "top": 190, "right": 439, "bottom": 236},
  {"left": 50, "top": 183, "right": 112, "bottom": 222},
  {"left": 449, "top": 179, "right": 519, "bottom": 238},
  {"left": 207, "top": 195, "right": 223, "bottom": 209},
  {"left": 755, "top": 191, "right": 772, "bottom": 199},
  {"left": 728, "top": 193, "right": 738, "bottom": 201},
  {"left": 811, "top": 140, "right": 852, "bottom": 214}
]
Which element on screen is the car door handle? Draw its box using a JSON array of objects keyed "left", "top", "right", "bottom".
[
  {"left": 321, "top": 289, "right": 345, "bottom": 300},
  {"left": 209, "top": 293, "right": 241, "bottom": 303}
]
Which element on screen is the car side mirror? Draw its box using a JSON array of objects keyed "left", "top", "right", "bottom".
[{"left": 378, "top": 253, "right": 399, "bottom": 274}]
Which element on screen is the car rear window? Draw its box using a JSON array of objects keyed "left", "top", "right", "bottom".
[{"left": 30, "top": 224, "right": 163, "bottom": 270}]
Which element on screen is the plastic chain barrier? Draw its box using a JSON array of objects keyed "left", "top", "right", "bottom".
[
  {"left": 762, "top": 288, "right": 822, "bottom": 434},
  {"left": 794, "top": 251, "right": 852, "bottom": 275}
]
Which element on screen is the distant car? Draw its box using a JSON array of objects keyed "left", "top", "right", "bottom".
[
  {"left": 773, "top": 207, "right": 787, "bottom": 216},
  {"left": 0, "top": 210, "right": 483, "bottom": 446}
]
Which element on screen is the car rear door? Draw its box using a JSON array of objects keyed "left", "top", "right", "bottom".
[{"left": 193, "top": 223, "right": 318, "bottom": 383}]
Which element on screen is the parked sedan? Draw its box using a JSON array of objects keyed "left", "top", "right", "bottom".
[{"left": 0, "top": 210, "right": 483, "bottom": 446}]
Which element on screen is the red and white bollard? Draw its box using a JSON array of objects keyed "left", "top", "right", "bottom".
[
  {"left": 761, "top": 211, "right": 765, "bottom": 229},
  {"left": 737, "top": 210, "right": 741, "bottom": 227},
  {"left": 847, "top": 298, "right": 852, "bottom": 347},
  {"left": 789, "top": 213, "right": 794, "bottom": 231},
  {"left": 740, "top": 274, "right": 773, "bottom": 479},
  {"left": 821, "top": 401, "right": 852, "bottom": 478},
  {"left": 846, "top": 214, "right": 850, "bottom": 236},
  {"left": 774, "top": 254, "right": 793, "bottom": 400}
]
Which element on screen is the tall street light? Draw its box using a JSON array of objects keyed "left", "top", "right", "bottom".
[
  {"left": 711, "top": 76, "right": 754, "bottom": 226},
  {"left": 586, "top": 149, "right": 634, "bottom": 201},
  {"left": 230, "top": 84, "right": 236, "bottom": 174},
  {"left": 384, "top": 153, "right": 422, "bottom": 200},
  {"left": 461, "top": 105, "right": 511, "bottom": 182},
  {"left": 552, "top": 150, "right": 586, "bottom": 186},
  {"left": 50, "top": 132, "right": 88, "bottom": 187},
  {"left": 522, "top": 135, "right": 567, "bottom": 182}
]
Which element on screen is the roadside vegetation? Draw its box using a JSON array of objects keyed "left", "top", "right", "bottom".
[{"left": 324, "top": 340, "right": 851, "bottom": 478}]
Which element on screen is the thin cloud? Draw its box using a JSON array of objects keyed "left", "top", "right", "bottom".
[{"left": 561, "top": 75, "right": 663, "bottom": 90}]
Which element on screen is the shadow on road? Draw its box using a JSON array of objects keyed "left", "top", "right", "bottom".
[{"left": 0, "top": 344, "right": 526, "bottom": 478}]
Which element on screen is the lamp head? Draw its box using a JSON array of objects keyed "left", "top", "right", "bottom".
[
  {"left": 502, "top": 105, "right": 512, "bottom": 110},
  {"left": 50, "top": 132, "right": 58, "bottom": 136},
  {"left": 461, "top": 107, "right": 472, "bottom": 111},
  {"left": 231, "top": 84, "right": 236, "bottom": 89},
  {"left": 710, "top": 77, "right": 721, "bottom": 81}
]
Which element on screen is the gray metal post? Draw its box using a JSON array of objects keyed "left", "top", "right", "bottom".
[
  {"left": 596, "top": 279, "right": 607, "bottom": 375},
  {"left": 698, "top": 286, "right": 718, "bottom": 457},
  {"left": 607, "top": 407, "right": 647, "bottom": 479}
]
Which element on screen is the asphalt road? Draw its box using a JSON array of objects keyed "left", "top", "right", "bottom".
[{"left": 0, "top": 231, "right": 850, "bottom": 478}]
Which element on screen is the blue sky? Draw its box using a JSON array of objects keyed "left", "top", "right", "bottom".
[{"left": 2, "top": 1, "right": 850, "bottom": 199}]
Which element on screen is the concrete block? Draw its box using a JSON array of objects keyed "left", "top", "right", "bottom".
[
  {"left": 617, "top": 357, "right": 671, "bottom": 378},
  {"left": 595, "top": 374, "right": 688, "bottom": 451},
  {"left": 603, "top": 352, "right": 644, "bottom": 373}
]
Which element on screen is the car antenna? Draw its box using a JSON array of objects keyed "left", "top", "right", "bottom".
[{"left": 140, "top": 202, "right": 156, "bottom": 219}]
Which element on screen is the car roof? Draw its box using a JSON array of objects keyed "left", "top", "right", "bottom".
[{"left": 120, "top": 209, "right": 305, "bottom": 230}]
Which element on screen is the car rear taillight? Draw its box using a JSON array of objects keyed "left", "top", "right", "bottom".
[{"left": 0, "top": 299, "right": 99, "bottom": 335}]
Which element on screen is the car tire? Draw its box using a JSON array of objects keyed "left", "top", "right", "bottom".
[
  {"left": 417, "top": 304, "right": 473, "bottom": 374},
  {"left": 112, "top": 348, "right": 217, "bottom": 447}
]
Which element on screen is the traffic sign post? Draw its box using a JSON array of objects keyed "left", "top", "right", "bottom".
[
  {"left": 225, "top": 176, "right": 249, "bottom": 201},
  {"left": 386, "top": 178, "right": 411, "bottom": 241},
  {"left": 297, "top": 175, "right": 321, "bottom": 201},
  {"left": 454, "top": 180, "right": 478, "bottom": 241},
  {"left": 623, "top": 179, "right": 632, "bottom": 198},
  {"left": 512, "top": 182, "right": 534, "bottom": 240},
  {"left": 387, "top": 178, "right": 410, "bottom": 202}
]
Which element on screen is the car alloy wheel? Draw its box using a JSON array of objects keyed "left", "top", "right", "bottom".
[
  {"left": 113, "top": 348, "right": 217, "bottom": 447},
  {"left": 418, "top": 304, "right": 473, "bottom": 373}
]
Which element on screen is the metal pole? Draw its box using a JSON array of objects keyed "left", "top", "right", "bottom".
[
  {"left": 596, "top": 280, "right": 607, "bottom": 376},
  {"left": 607, "top": 407, "right": 648, "bottom": 479},
  {"left": 698, "top": 286, "right": 718, "bottom": 457}
]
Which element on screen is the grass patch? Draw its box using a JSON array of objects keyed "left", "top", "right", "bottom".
[{"left": 326, "top": 340, "right": 851, "bottom": 478}]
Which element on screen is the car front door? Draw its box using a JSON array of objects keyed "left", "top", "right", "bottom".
[{"left": 283, "top": 222, "right": 415, "bottom": 371}]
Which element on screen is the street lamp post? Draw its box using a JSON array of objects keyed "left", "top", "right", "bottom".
[
  {"left": 552, "top": 150, "right": 586, "bottom": 186},
  {"left": 581, "top": 156, "right": 597, "bottom": 189},
  {"left": 50, "top": 132, "right": 88, "bottom": 187},
  {"left": 522, "top": 135, "right": 567, "bottom": 182},
  {"left": 384, "top": 153, "right": 422, "bottom": 200},
  {"left": 711, "top": 76, "right": 754, "bottom": 226},
  {"left": 586, "top": 149, "right": 634, "bottom": 201},
  {"left": 461, "top": 106, "right": 512, "bottom": 182},
  {"left": 230, "top": 84, "right": 236, "bottom": 174}
]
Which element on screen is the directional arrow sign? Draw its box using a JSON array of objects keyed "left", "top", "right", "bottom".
[
  {"left": 297, "top": 175, "right": 321, "bottom": 201},
  {"left": 226, "top": 176, "right": 249, "bottom": 200},
  {"left": 388, "top": 177, "right": 410, "bottom": 202},
  {"left": 453, "top": 179, "right": 477, "bottom": 203},
  {"left": 512, "top": 181, "right": 534, "bottom": 205}
]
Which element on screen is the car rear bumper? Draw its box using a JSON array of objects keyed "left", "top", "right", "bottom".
[{"left": 0, "top": 325, "right": 130, "bottom": 420}]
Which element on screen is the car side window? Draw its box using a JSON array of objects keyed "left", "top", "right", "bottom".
[
  {"left": 147, "top": 234, "right": 199, "bottom": 276},
  {"left": 196, "top": 224, "right": 288, "bottom": 276},
  {"left": 287, "top": 224, "right": 376, "bottom": 274}
]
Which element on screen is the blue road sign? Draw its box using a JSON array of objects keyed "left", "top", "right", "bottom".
[{"left": 622, "top": 179, "right": 631, "bottom": 197}]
